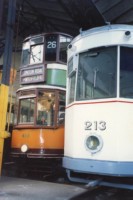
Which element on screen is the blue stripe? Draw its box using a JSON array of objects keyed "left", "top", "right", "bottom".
[{"left": 63, "top": 156, "right": 133, "bottom": 177}]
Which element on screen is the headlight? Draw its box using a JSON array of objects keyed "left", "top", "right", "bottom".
[
  {"left": 85, "top": 134, "right": 103, "bottom": 153},
  {"left": 21, "top": 144, "right": 28, "bottom": 153}
]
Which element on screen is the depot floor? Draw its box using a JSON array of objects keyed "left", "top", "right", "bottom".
[{"left": 0, "top": 176, "right": 87, "bottom": 200}]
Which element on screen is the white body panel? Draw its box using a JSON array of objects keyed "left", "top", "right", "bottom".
[{"left": 64, "top": 99, "right": 133, "bottom": 161}]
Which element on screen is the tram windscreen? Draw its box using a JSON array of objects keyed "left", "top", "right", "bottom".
[
  {"left": 76, "top": 47, "right": 117, "bottom": 100},
  {"left": 120, "top": 47, "right": 133, "bottom": 98}
]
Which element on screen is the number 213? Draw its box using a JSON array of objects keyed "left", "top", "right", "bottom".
[{"left": 85, "top": 121, "right": 106, "bottom": 131}]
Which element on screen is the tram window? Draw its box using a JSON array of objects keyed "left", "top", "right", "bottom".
[
  {"left": 76, "top": 47, "right": 117, "bottom": 100},
  {"left": 19, "top": 98, "right": 35, "bottom": 124},
  {"left": 59, "top": 36, "right": 71, "bottom": 63},
  {"left": 68, "top": 73, "right": 76, "bottom": 104},
  {"left": 58, "top": 93, "right": 65, "bottom": 125},
  {"left": 13, "top": 104, "right": 18, "bottom": 125},
  {"left": 120, "top": 47, "right": 133, "bottom": 98},
  {"left": 31, "top": 36, "right": 44, "bottom": 45},
  {"left": 45, "top": 35, "right": 57, "bottom": 61},
  {"left": 21, "top": 41, "right": 30, "bottom": 66},
  {"left": 68, "top": 58, "right": 73, "bottom": 75},
  {"left": 37, "top": 91, "right": 55, "bottom": 126},
  {"left": 30, "top": 44, "right": 43, "bottom": 64}
]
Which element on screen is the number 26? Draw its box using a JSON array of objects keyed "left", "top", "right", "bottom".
[{"left": 47, "top": 41, "right": 56, "bottom": 48}]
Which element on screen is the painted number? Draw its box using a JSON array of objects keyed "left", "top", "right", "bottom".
[
  {"left": 47, "top": 41, "right": 56, "bottom": 48},
  {"left": 85, "top": 121, "right": 106, "bottom": 131}
]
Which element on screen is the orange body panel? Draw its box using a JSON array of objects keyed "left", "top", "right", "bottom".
[{"left": 11, "top": 127, "right": 64, "bottom": 149}]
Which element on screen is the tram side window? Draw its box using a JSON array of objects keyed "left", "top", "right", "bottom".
[
  {"left": 76, "top": 47, "right": 117, "bottom": 100},
  {"left": 59, "top": 36, "right": 71, "bottom": 63},
  {"left": 58, "top": 93, "right": 65, "bottom": 125},
  {"left": 19, "top": 98, "right": 35, "bottom": 123},
  {"left": 37, "top": 91, "right": 55, "bottom": 126},
  {"left": 120, "top": 47, "right": 133, "bottom": 98},
  {"left": 21, "top": 41, "right": 30, "bottom": 66},
  {"left": 67, "top": 58, "right": 76, "bottom": 104}
]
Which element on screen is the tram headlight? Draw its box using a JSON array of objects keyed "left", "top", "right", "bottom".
[
  {"left": 85, "top": 135, "right": 103, "bottom": 154},
  {"left": 21, "top": 144, "right": 28, "bottom": 153}
]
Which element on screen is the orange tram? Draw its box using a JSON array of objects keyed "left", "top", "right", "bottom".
[{"left": 10, "top": 32, "right": 72, "bottom": 172}]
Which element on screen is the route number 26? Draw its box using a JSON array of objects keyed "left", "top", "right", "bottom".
[{"left": 47, "top": 41, "right": 56, "bottom": 48}]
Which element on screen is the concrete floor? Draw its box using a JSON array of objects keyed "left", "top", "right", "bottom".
[{"left": 0, "top": 176, "right": 87, "bottom": 200}]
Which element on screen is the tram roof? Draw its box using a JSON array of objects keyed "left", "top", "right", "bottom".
[
  {"left": 23, "top": 32, "right": 73, "bottom": 43},
  {"left": 71, "top": 24, "right": 133, "bottom": 44},
  {"left": 17, "top": 85, "right": 66, "bottom": 92}
]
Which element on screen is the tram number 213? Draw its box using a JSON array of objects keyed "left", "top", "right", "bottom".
[{"left": 85, "top": 121, "right": 106, "bottom": 131}]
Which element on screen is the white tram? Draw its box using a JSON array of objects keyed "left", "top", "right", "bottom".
[{"left": 63, "top": 24, "right": 133, "bottom": 189}]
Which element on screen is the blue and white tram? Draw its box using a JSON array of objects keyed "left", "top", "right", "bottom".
[{"left": 63, "top": 24, "right": 133, "bottom": 189}]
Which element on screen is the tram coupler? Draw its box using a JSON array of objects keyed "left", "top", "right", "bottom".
[{"left": 66, "top": 169, "right": 102, "bottom": 187}]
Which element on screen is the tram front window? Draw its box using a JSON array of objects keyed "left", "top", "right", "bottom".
[
  {"left": 37, "top": 91, "right": 55, "bottom": 126},
  {"left": 120, "top": 47, "right": 133, "bottom": 98},
  {"left": 19, "top": 98, "right": 35, "bottom": 123},
  {"left": 30, "top": 44, "right": 43, "bottom": 64},
  {"left": 76, "top": 47, "right": 117, "bottom": 100}
]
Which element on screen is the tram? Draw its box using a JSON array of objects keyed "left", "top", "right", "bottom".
[
  {"left": 11, "top": 32, "right": 72, "bottom": 162},
  {"left": 63, "top": 24, "right": 133, "bottom": 189}
]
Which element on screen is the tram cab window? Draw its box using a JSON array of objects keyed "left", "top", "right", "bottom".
[
  {"left": 37, "top": 91, "right": 55, "bottom": 126},
  {"left": 120, "top": 47, "right": 133, "bottom": 98},
  {"left": 76, "top": 47, "right": 117, "bottom": 100},
  {"left": 59, "top": 36, "right": 71, "bottom": 63},
  {"left": 19, "top": 98, "right": 35, "bottom": 124}
]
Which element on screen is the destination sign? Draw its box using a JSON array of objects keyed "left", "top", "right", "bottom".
[{"left": 20, "top": 65, "right": 45, "bottom": 84}]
